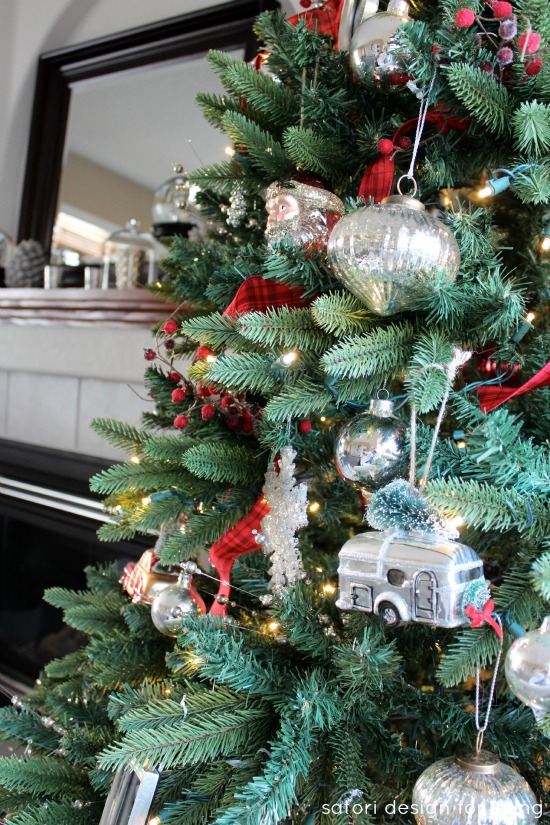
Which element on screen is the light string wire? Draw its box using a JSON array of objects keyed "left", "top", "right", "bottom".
[{"left": 475, "top": 614, "right": 504, "bottom": 753}]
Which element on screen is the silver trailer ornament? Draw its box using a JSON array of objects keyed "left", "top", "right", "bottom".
[{"left": 336, "top": 530, "right": 484, "bottom": 628}]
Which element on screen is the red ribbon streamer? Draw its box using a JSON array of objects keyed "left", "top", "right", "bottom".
[
  {"left": 358, "top": 107, "right": 470, "bottom": 204},
  {"left": 478, "top": 361, "right": 550, "bottom": 413},
  {"left": 223, "top": 275, "right": 308, "bottom": 318},
  {"left": 208, "top": 496, "right": 270, "bottom": 616},
  {"left": 465, "top": 598, "right": 503, "bottom": 639}
]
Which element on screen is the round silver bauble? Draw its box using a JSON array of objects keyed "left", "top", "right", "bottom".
[
  {"left": 505, "top": 616, "right": 550, "bottom": 713},
  {"left": 338, "top": 0, "right": 380, "bottom": 53},
  {"left": 334, "top": 398, "right": 407, "bottom": 492},
  {"left": 327, "top": 194, "right": 461, "bottom": 316},
  {"left": 151, "top": 569, "right": 201, "bottom": 637},
  {"left": 412, "top": 750, "right": 539, "bottom": 825},
  {"left": 350, "top": 0, "right": 410, "bottom": 84}
]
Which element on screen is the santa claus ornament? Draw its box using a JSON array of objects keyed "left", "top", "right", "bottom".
[{"left": 265, "top": 174, "right": 345, "bottom": 251}]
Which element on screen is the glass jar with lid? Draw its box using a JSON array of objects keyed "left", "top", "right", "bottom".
[{"left": 102, "top": 219, "right": 157, "bottom": 289}]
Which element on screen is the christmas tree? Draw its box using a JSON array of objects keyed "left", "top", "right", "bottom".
[{"left": 1, "top": 1, "right": 550, "bottom": 823}]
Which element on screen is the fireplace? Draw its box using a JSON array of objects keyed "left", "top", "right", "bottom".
[{"left": 0, "top": 439, "right": 149, "bottom": 691}]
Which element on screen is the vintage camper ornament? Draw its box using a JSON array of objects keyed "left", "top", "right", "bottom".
[{"left": 336, "top": 530, "right": 484, "bottom": 628}]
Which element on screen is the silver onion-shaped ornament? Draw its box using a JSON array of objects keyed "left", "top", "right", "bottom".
[
  {"left": 334, "top": 398, "right": 407, "bottom": 492},
  {"left": 151, "top": 567, "right": 201, "bottom": 637},
  {"left": 412, "top": 750, "right": 539, "bottom": 825},
  {"left": 505, "top": 616, "right": 550, "bottom": 714},
  {"left": 350, "top": 0, "right": 410, "bottom": 84},
  {"left": 327, "top": 193, "right": 460, "bottom": 316}
]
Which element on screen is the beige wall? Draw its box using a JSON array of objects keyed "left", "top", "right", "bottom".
[{"left": 59, "top": 153, "right": 155, "bottom": 230}]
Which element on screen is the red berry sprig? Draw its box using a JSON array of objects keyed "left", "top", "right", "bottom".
[
  {"left": 162, "top": 319, "right": 178, "bottom": 335},
  {"left": 174, "top": 415, "right": 189, "bottom": 429}
]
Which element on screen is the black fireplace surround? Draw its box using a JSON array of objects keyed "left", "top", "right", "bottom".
[{"left": 0, "top": 439, "right": 149, "bottom": 692}]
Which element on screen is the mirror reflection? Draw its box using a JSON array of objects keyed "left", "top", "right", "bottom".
[{"left": 51, "top": 50, "right": 244, "bottom": 287}]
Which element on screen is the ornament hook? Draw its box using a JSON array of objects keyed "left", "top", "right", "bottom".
[{"left": 396, "top": 175, "right": 418, "bottom": 198}]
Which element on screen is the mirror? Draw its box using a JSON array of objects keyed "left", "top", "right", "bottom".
[{"left": 18, "top": 0, "right": 278, "bottom": 263}]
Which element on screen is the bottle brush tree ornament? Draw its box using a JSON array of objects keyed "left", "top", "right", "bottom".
[{"left": 5, "top": 239, "right": 46, "bottom": 287}]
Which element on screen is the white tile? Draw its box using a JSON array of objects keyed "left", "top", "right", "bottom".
[
  {"left": 6, "top": 372, "right": 78, "bottom": 451},
  {"left": 0, "top": 370, "right": 8, "bottom": 436},
  {"left": 76, "top": 379, "right": 150, "bottom": 459}
]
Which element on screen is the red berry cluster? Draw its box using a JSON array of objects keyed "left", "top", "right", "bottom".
[
  {"left": 454, "top": 2, "right": 543, "bottom": 77},
  {"left": 168, "top": 369, "right": 263, "bottom": 435}
]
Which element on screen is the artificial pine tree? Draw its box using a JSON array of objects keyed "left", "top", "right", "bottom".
[{"left": 1, "top": 1, "right": 550, "bottom": 823}]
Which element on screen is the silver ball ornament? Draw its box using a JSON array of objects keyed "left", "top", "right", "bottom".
[
  {"left": 505, "top": 616, "right": 550, "bottom": 714},
  {"left": 350, "top": 0, "right": 410, "bottom": 84},
  {"left": 327, "top": 194, "right": 461, "bottom": 316},
  {"left": 412, "top": 750, "right": 539, "bottom": 825},
  {"left": 335, "top": 398, "right": 407, "bottom": 492},
  {"left": 151, "top": 571, "right": 201, "bottom": 637}
]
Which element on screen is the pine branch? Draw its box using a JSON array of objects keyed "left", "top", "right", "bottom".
[
  {"left": 180, "top": 312, "right": 251, "bottom": 351},
  {"left": 445, "top": 64, "right": 513, "bottom": 136},
  {"left": 89, "top": 419, "right": 146, "bottom": 455},
  {"left": 205, "top": 353, "right": 279, "bottom": 394},
  {"left": 182, "top": 443, "right": 264, "bottom": 485},
  {"left": 311, "top": 292, "right": 371, "bottom": 337},
  {"left": 221, "top": 112, "right": 294, "bottom": 179},
  {"left": 263, "top": 378, "right": 333, "bottom": 423},
  {"left": 322, "top": 323, "right": 415, "bottom": 379},
  {"left": 512, "top": 101, "right": 550, "bottom": 156},
  {"left": 425, "top": 478, "right": 550, "bottom": 541},
  {"left": 97, "top": 705, "right": 272, "bottom": 772},
  {"left": 238, "top": 307, "right": 333, "bottom": 353}
]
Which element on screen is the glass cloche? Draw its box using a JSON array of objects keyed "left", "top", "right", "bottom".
[
  {"left": 152, "top": 164, "right": 190, "bottom": 225},
  {"left": 102, "top": 219, "right": 157, "bottom": 289}
]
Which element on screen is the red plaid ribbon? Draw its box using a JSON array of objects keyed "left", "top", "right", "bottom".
[
  {"left": 478, "top": 361, "right": 550, "bottom": 413},
  {"left": 359, "top": 107, "right": 471, "bottom": 204},
  {"left": 223, "top": 275, "right": 308, "bottom": 318},
  {"left": 287, "top": 0, "right": 343, "bottom": 43},
  {"left": 209, "top": 496, "right": 270, "bottom": 616}
]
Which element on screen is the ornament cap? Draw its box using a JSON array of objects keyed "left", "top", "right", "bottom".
[
  {"left": 369, "top": 397, "right": 395, "bottom": 416},
  {"left": 381, "top": 194, "right": 425, "bottom": 211},
  {"left": 387, "top": 0, "right": 409, "bottom": 15},
  {"left": 455, "top": 750, "right": 500, "bottom": 775}
]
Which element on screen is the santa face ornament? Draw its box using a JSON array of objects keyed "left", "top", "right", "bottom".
[{"left": 265, "top": 177, "right": 345, "bottom": 251}]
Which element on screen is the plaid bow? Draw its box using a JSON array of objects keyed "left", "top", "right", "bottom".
[{"left": 223, "top": 275, "right": 308, "bottom": 318}]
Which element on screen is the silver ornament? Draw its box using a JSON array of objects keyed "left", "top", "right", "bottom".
[
  {"left": 412, "top": 750, "right": 540, "bottom": 825},
  {"left": 338, "top": 0, "right": 380, "bottom": 53},
  {"left": 505, "top": 617, "right": 550, "bottom": 714},
  {"left": 335, "top": 398, "right": 407, "bottom": 491},
  {"left": 227, "top": 182, "right": 247, "bottom": 227},
  {"left": 337, "top": 530, "right": 484, "bottom": 628},
  {"left": 350, "top": 0, "right": 410, "bottom": 84},
  {"left": 327, "top": 194, "right": 461, "bottom": 315},
  {"left": 151, "top": 569, "right": 201, "bottom": 637}
]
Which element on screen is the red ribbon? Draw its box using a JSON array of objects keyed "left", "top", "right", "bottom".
[
  {"left": 223, "top": 275, "right": 309, "bottom": 318},
  {"left": 358, "top": 106, "right": 471, "bottom": 204},
  {"left": 465, "top": 598, "right": 503, "bottom": 639},
  {"left": 287, "top": 0, "right": 342, "bottom": 45},
  {"left": 478, "top": 361, "right": 550, "bottom": 413},
  {"left": 208, "top": 496, "right": 270, "bottom": 616}
]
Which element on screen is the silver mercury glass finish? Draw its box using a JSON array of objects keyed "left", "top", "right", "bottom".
[
  {"left": 327, "top": 194, "right": 461, "bottom": 316},
  {"left": 505, "top": 616, "right": 550, "bottom": 713},
  {"left": 338, "top": 0, "right": 380, "bottom": 53},
  {"left": 334, "top": 398, "right": 407, "bottom": 491},
  {"left": 151, "top": 566, "right": 201, "bottom": 637},
  {"left": 412, "top": 750, "right": 539, "bottom": 825},
  {"left": 350, "top": 0, "right": 410, "bottom": 83}
]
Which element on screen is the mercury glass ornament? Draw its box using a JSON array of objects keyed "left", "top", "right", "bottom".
[
  {"left": 327, "top": 194, "right": 461, "bottom": 315},
  {"left": 335, "top": 398, "right": 407, "bottom": 491},
  {"left": 350, "top": 0, "right": 410, "bottom": 84},
  {"left": 505, "top": 616, "right": 550, "bottom": 713},
  {"left": 150, "top": 565, "right": 201, "bottom": 637},
  {"left": 412, "top": 750, "right": 539, "bottom": 825}
]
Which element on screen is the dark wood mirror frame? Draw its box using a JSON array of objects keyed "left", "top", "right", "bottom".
[{"left": 18, "top": 0, "right": 278, "bottom": 253}]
